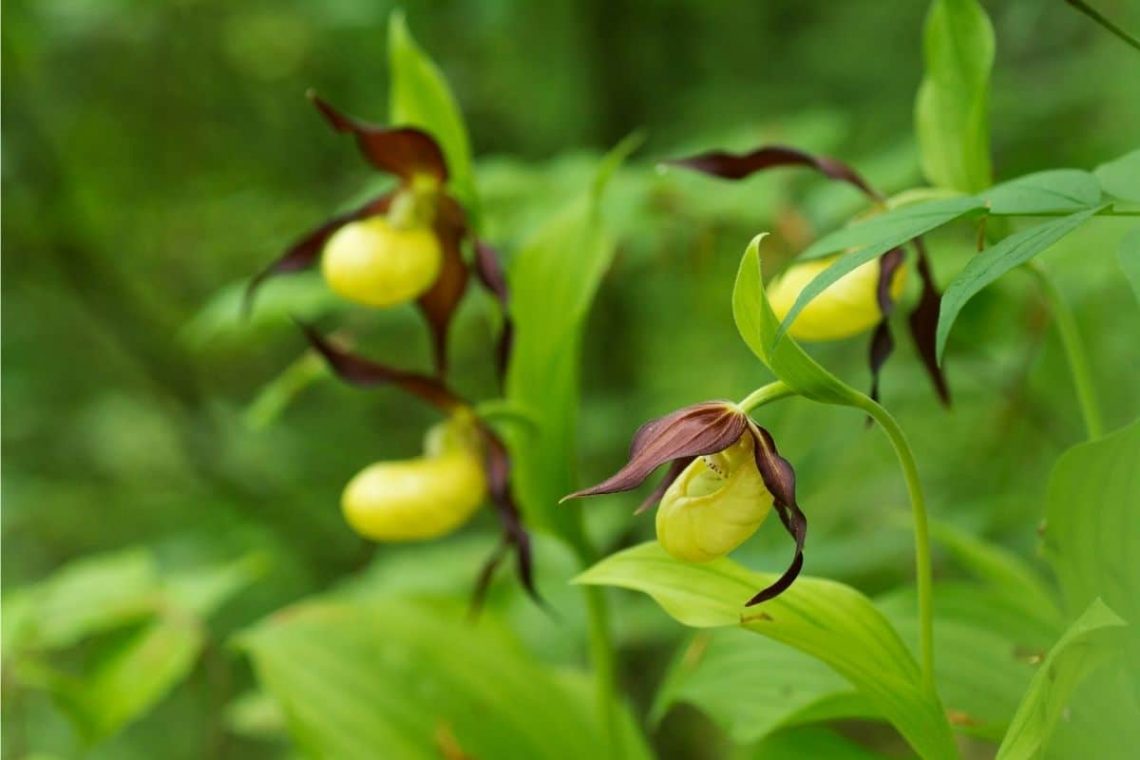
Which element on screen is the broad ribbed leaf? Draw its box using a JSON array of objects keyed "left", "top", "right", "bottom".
[
  {"left": 1094, "top": 149, "right": 1140, "bottom": 203},
  {"left": 996, "top": 599, "right": 1127, "bottom": 760},
  {"left": 388, "top": 12, "right": 479, "bottom": 218},
  {"left": 506, "top": 137, "right": 639, "bottom": 552},
  {"left": 915, "top": 0, "right": 994, "bottom": 192},
  {"left": 1043, "top": 419, "right": 1140, "bottom": 624},
  {"left": 576, "top": 543, "right": 957, "bottom": 760},
  {"left": 652, "top": 629, "right": 873, "bottom": 745},
  {"left": 239, "top": 599, "right": 649, "bottom": 760},
  {"left": 731, "top": 235, "right": 856, "bottom": 405},
  {"left": 935, "top": 206, "right": 1105, "bottom": 362},
  {"left": 1118, "top": 226, "right": 1140, "bottom": 304},
  {"left": 982, "top": 169, "right": 1102, "bottom": 214}
]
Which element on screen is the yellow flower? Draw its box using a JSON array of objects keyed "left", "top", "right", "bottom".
[
  {"left": 341, "top": 415, "right": 486, "bottom": 541},
  {"left": 656, "top": 434, "right": 774, "bottom": 562},
  {"left": 767, "top": 255, "right": 905, "bottom": 341},
  {"left": 321, "top": 216, "right": 442, "bottom": 308}
]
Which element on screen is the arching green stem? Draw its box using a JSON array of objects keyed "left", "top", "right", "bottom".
[
  {"left": 851, "top": 394, "right": 937, "bottom": 694},
  {"left": 737, "top": 381, "right": 795, "bottom": 413},
  {"left": 1027, "top": 264, "right": 1105, "bottom": 440}
]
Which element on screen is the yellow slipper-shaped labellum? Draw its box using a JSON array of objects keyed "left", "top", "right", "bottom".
[
  {"left": 656, "top": 434, "right": 774, "bottom": 563},
  {"left": 767, "top": 255, "right": 905, "bottom": 341},
  {"left": 341, "top": 417, "right": 487, "bottom": 541},
  {"left": 321, "top": 215, "right": 442, "bottom": 308}
]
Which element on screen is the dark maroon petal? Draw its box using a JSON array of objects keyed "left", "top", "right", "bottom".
[
  {"left": 298, "top": 322, "right": 464, "bottom": 412},
  {"left": 480, "top": 426, "right": 544, "bottom": 609},
  {"left": 468, "top": 537, "right": 509, "bottom": 618},
  {"left": 473, "top": 240, "right": 513, "bottom": 381},
  {"left": 634, "top": 456, "right": 695, "bottom": 515},
  {"left": 565, "top": 402, "right": 746, "bottom": 500},
  {"left": 746, "top": 424, "right": 807, "bottom": 605},
  {"left": 308, "top": 92, "right": 448, "bottom": 181},
  {"left": 667, "top": 145, "right": 882, "bottom": 201},
  {"left": 244, "top": 194, "right": 393, "bottom": 315},
  {"left": 867, "top": 247, "right": 906, "bottom": 403},
  {"left": 908, "top": 239, "right": 952, "bottom": 406},
  {"left": 416, "top": 195, "right": 470, "bottom": 375}
]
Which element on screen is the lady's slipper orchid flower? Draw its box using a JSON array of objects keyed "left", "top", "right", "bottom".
[
  {"left": 300, "top": 324, "right": 538, "bottom": 609},
  {"left": 666, "top": 144, "right": 950, "bottom": 404},
  {"left": 564, "top": 402, "right": 807, "bottom": 605},
  {"left": 247, "top": 94, "right": 508, "bottom": 375}
]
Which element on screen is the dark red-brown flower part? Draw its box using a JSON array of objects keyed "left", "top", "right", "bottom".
[
  {"left": 668, "top": 144, "right": 951, "bottom": 405},
  {"left": 564, "top": 401, "right": 807, "bottom": 606},
  {"left": 247, "top": 94, "right": 511, "bottom": 377},
  {"left": 299, "top": 323, "right": 540, "bottom": 611}
]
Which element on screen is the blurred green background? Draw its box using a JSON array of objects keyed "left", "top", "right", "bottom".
[{"left": 3, "top": 0, "right": 1138, "bottom": 757}]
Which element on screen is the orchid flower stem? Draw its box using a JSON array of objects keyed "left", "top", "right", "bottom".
[
  {"left": 1028, "top": 264, "right": 1105, "bottom": 441},
  {"left": 582, "top": 584, "right": 618, "bottom": 751},
  {"left": 737, "top": 381, "right": 795, "bottom": 413},
  {"left": 852, "top": 394, "right": 936, "bottom": 695}
]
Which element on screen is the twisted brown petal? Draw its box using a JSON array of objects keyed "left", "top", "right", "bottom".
[
  {"left": 746, "top": 424, "right": 808, "bottom": 605},
  {"left": 244, "top": 194, "right": 393, "bottom": 315},
  {"left": 298, "top": 322, "right": 464, "bottom": 412},
  {"left": 476, "top": 425, "right": 543, "bottom": 611},
  {"left": 908, "top": 239, "right": 952, "bottom": 406},
  {"left": 564, "top": 402, "right": 746, "bottom": 500},
  {"left": 667, "top": 145, "right": 882, "bottom": 200},
  {"left": 472, "top": 240, "right": 513, "bottom": 382},
  {"left": 308, "top": 92, "right": 448, "bottom": 181},
  {"left": 416, "top": 195, "right": 470, "bottom": 375},
  {"left": 868, "top": 247, "right": 906, "bottom": 403}
]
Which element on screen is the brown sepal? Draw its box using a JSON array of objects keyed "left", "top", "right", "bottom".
[
  {"left": 416, "top": 195, "right": 470, "bottom": 375},
  {"left": 245, "top": 194, "right": 393, "bottom": 316},
  {"left": 907, "top": 239, "right": 952, "bottom": 406},
  {"left": 473, "top": 425, "right": 545, "bottom": 612},
  {"left": 746, "top": 424, "right": 807, "bottom": 605},
  {"left": 298, "top": 322, "right": 464, "bottom": 413},
  {"left": 308, "top": 92, "right": 448, "bottom": 182},
  {"left": 473, "top": 240, "right": 514, "bottom": 382},
  {"left": 867, "top": 247, "right": 906, "bottom": 403},
  {"left": 667, "top": 145, "right": 882, "bottom": 201},
  {"left": 563, "top": 402, "right": 747, "bottom": 501}
]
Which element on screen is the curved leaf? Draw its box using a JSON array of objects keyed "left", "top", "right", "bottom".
[
  {"left": 996, "top": 599, "right": 1127, "bottom": 760},
  {"left": 935, "top": 205, "right": 1106, "bottom": 362},
  {"left": 982, "top": 169, "right": 1102, "bottom": 214},
  {"left": 576, "top": 543, "right": 957, "bottom": 760},
  {"left": 388, "top": 11, "right": 479, "bottom": 218},
  {"left": 915, "top": 0, "right": 994, "bottom": 192},
  {"left": 1094, "top": 148, "right": 1140, "bottom": 203}
]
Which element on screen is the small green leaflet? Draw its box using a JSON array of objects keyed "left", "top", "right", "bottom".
[
  {"left": 935, "top": 205, "right": 1106, "bottom": 362},
  {"left": 1094, "top": 149, "right": 1140, "bottom": 204}
]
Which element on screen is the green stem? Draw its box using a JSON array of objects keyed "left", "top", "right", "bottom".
[
  {"left": 582, "top": 584, "right": 619, "bottom": 752},
  {"left": 1028, "top": 265, "right": 1105, "bottom": 440},
  {"left": 1064, "top": 0, "right": 1140, "bottom": 53},
  {"left": 851, "top": 394, "right": 937, "bottom": 694},
  {"left": 737, "top": 381, "right": 795, "bottom": 413}
]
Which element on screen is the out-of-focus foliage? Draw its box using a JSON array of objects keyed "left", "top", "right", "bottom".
[{"left": 3, "top": 0, "right": 1139, "bottom": 757}]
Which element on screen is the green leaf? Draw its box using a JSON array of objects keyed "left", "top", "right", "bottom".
[
  {"left": 63, "top": 614, "right": 205, "bottom": 742},
  {"left": 652, "top": 629, "right": 874, "bottom": 745},
  {"left": 239, "top": 598, "right": 650, "bottom": 760},
  {"left": 2, "top": 550, "right": 159, "bottom": 654},
  {"left": 1117, "top": 226, "right": 1140, "bottom": 304},
  {"left": 243, "top": 351, "right": 328, "bottom": 430},
  {"left": 1094, "top": 148, "right": 1140, "bottom": 203},
  {"left": 388, "top": 11, "right": 479, "bottom": 219},
  {"left": 506, "top": 136, "right": 640, "bottom": 551},
  {"left": 1043, "top": 418, "right": 1140, "bottom": 624},
  {"left": 982, "top": 169, "right": 1103, "bottom": 214},
  {"left": 743, "top": 726, "right": 888, "bottom": 759},
  {"left": 915, "top": 0, "right": 994, "bottom": 192},
  {"left": 779, "top": 196, "right": 983, "bottom": 343},
  {"left": 576, "top": 543, "right": 957, "bottom": 760},
  {"left": 996, "top": 599, "right": 1127, "bottom": 760},
  {"left": 731, "top": 235, "right": 858, "bottom": 405},
  {"left": 935, "top": 205, "right": 1106, "bottom": 362}
]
